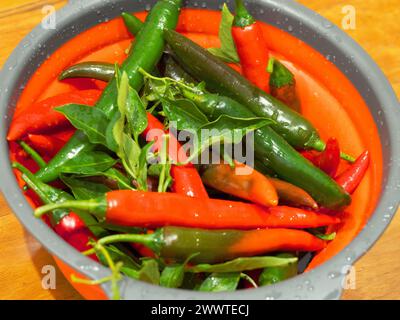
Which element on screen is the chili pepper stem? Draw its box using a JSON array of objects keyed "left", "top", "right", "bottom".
[
  {"left": 34, "top": 199, "right": 106, "bottom": 219},
  {"left": 84, "top": 232, "right": 162, "bottom": 257},
  {"left": 13, "top": 162, "right": 49, "bottom": 201},
  {"left": 311, "top": 139, "right": 355, "bottom": 163},
  {"left": 18, "top": 140, "right": 47, "bottom": 168},
  {"left": 234, "top": 0, "right": 255, "bottom": 27}
]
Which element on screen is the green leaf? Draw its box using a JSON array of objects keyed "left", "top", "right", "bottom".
[
  {"left": 59, "top": 151, "right": 117, "bottom": 175},
  {"left": 127, "top": 88, "right": 148, "bottom": 140},
  {"left": 148, "top": 163, "right": 163, "bottom": 177},
  {"left": 259, "top": 253, "right": 298, "bottom": 286},
  {"left": 61, "top": 175, "right": 111, "bottom": 200},
  {"left": 56, "top": 104, "right": 109, "bottom": 146},
  {"left": 119, "top": 133, "right": 142, "bottom": 186},
  {"left": 159, "top": 253, "right": 198, "bottom": 288},
  {"left": 101, "top": 168, "right": 133, "bottom": 190},
  {"left": 187, "top": 256, "right": 298, "bottom": 273},
  {"left": 198, "top": 272, "right": 241, "bottom": 292},
  {"left": 160, "top": 265, "right": 186, "bottom": 288},
  {"left": 208, "top": 4, "right": 239, "bottom": 64},
  {"left": 162, "top": 98, "right": 209, "bottom": 131},
  {"left": 105, "top": 111, "right": 121, "bottom": 152},
  {"left": 157, "top": 135, "right": 173, "bottom": 193},
  {"left": 184, "top": 115, "right": 272, "bottom": 164},
  {"left": 135, "top": 259, "right": 161, "bottom": 285},
  {"left": 97, "top": 245, "right": 140, "bottom": 271},
  {"left": 137, "top": 141, "right": 154, "bottom": 191},
  {"left": 94, "top": 222, "right": 144, "bottom": 234}
]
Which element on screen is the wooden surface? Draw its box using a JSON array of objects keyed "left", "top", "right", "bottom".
[{"left": 0, "top": 0, "right": 399, "bottom": 300}]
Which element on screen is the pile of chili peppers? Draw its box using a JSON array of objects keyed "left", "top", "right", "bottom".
[{"left": 7, "top": 0, "right": 370, "bottom": 297}]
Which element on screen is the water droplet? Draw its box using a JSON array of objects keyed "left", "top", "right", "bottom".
[
  {"left": 287, "top": 25, "right": 294, "bottom": 32},
  {"left": 328, "top": 272, "right": 339, "bottom": 279},
  {"left": 323, "top": 21, "right": 333, "bottom": 28}
]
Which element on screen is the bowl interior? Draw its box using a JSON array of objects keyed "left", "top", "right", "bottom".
[{"left": 0, "top": 0, "right": 399, "bottom": 300}]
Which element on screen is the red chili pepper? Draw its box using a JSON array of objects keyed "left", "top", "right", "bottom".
[
  {"left": 27, "top": 134, "right": 66, "bottom": 158},
  {"left": 13, "top": 162, "right": 98, "bottom": 261},
  {"left": 335, "top": 150, "right": 370, "bottom": 194},
  {"left": 201, "top": 161, "right": 278, "bottom": 207},
  {"left": 314, "top": 138, "right": 340, "bottom": 177},
  {"left": 7, "top": 90, "right": 102, "bottom": 141},
  {"left": 232, "top": 0, "right": 270, "bottom": 93},
  {"left": 35, "top": 191, "right": 340, "bottom": 230},
  {"left": 143, "top": 113, "right": 208, "bottom": 198}
]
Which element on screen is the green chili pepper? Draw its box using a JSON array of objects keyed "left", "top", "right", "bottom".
[
  {"left": 59, "top": 62, "right": 115, "bottom": 82},
  {"left": 164, "top": 29, "right": 354, "bottom": 162},
  {"left": 76, "top": 226, "right": 320, "bottom": 264},
  {"left": 163, "top": 55, "right": 196, "bottom": 84},
  {"left": 259, "top": 253, "right": 298, "bottom": 286},
  {"left": 121, "top": 12, "right": 144, "bottom": 36},
  {"left": 183, "top": 90, "right": 351, "bottom": 209},
  {"left": 34, "top": 0, "right": 183, "bottom": 183}
]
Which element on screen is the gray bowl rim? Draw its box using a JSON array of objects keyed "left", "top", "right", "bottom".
[{"left": 0, "top": 0, "right": 399, "bottom": 300}]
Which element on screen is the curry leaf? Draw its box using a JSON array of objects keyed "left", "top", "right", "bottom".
[
  {"left": 160, "top": 253, "right": 198, "bottom": 288},
  {"left": 259, "top": 253, "right": 298, "bottom": 286},
  {"left": 162, "top": 98, "right": 208, "bottom": 131},
  {"left": 59, "top": 151, "right": 117, "bottom": 175},
  {"left": 137, "top": 141, "right": 154, "bottom": 191},
  {"left": 186, "top": 256, "right": 298, "bottom": 273},
  {"left": 184, "top": 115, "right": 272, "bottom": 164},
  {"left": 198, "top": 272, "right": 241, "bottom": 292},
  {"left": 105, "top": 111, "right": 121, "bottom": 152},
  {"left": 127, "top": 88, "right": 148, "bottom": 140},
  {"left": 208, "top": 4, "right": 239, "bottom": 63},
  {"left": 56, "top": 104, "right": 109, "bottom": 146},
  {"left": 98, "top": 245, "right": 140, "bottom": 271},
  {"left": 123, "top": 259, "right": 160, "bottom": 285},
  {"left": 61, "top": 175, "right": 111, "bottom": 199},
  {"left": 101, "top": 168, "right": 133, "bottom": 190}
]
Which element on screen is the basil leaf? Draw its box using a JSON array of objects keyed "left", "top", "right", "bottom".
[
  {"left": 56, "top": 104, "right": 109, "bottom": 146},
  {"left": 61, "top": 175, "right": 111, "bottom": 199},
  {"left": 59, "top": 151, "right": 117, "bottom": 175},
  {"left": 162, "top": 98, "right": 208, "bottom": 131},
  {"left": 187, "top": 256, "right": 298, "bottom": 273},
  {"left": 198, "top": 272, "right": 241, "bottom": 292},
  {"left": 208, "top": 4, "right": 239, "bottom": 63}
]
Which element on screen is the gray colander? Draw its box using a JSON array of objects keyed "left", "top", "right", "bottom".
[{"left": 1, "top": 0, "right": 399, "bottom": 300}]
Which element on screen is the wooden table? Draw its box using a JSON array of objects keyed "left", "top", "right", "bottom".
[{"left": 0, "top": 0, "right": 399, "bottom": 300}]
